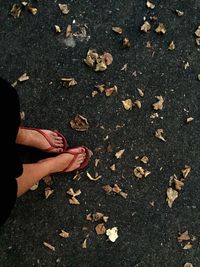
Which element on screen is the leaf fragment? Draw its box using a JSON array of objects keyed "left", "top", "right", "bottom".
[
  {"left": 146, "top": 0, "right": 155, "bottom": 9},
  {"left": 152, "top": 96, "right": 164, "bottom": 110},
  {"left": 155, "top": 128, "right": 166, "bottom": 142},
  {"left": 181, "top": 165, "right": 191, "bottom": 178},
  {"left": 166, "top": 187, "right": 178, "bottom": 208},
  {"left": 140, "top": 156, "right": 149, "bottom": 164},
  {"left": 10, "top": 4, "right": 21, "bottom": 18},
  {"left": 122, "top": 37, "right": 131, "bottom": 48},
  {"left": 133, "top": 166, "right": 150, "bottom": 179},
  {"left": 58, "top": 4, "right": 69, "bottom": 15},
  {"left": 95, "top": 223, "right": 106, "bottom": 235},
  {"left": 18, "top": 73, "right": 29, "bottom": 82},
  {"left": 155, "top": 23, "right": 166, "bottom": 34},
  {"left": 141, "top": 21, "right": 151, "bottom": 32},
  {"left": 137, "top": 88, "right": 144, "bottom": 97},
  {"left": 43, "top": 242, "right": 55, "bottom": 251},
  {"left": 176, "top": 10, "right": 184, "bottom": 16},
  {"left": 122, "top": 99, "right": 133, "bottom": 110},
  {"left": 178, "top": 230, "right": 190, "bottom": 242},
  {"left": 186, "top": 117, "right": 194, "bottom": 123},
  {"left": 27, "top": 4, "right": 38, "bottom": 15},
  {"left": 115, "top": 149, "right": 125, "bottom": 159},
  {"left": 195, "top": 26, "right": 200, "bottom": 37},
  {"left": 70, "top": 114, "right": 89, "bottom": 131},
  {"left": 69, "top": 196, "right": 80, "bottom": 205},
  {"left": 183, "top": 263, "right": 193, "bottom": 267},
  {"left": 66, "top": 188, "right": 81, "bottom": 197},
  {"left": 30, "top": 182, "right": 39, "bottom": 191},
  {"left": 110, "top": 164, "right": 116, "bottom": 171},
  {"left": 44, "top": 187, "right": 54, "bottom": 199},
  {"left": 59, "top": 230, "right": 70, "bottom": 238},
  {"left": 168, "top": 41, "right": 175, "bottom": 50},
  {"left": 106, "top": 227, "right": 118, "bottom": 242},
  {"left": 55, "top": 25, "right": 61, "bottom": 33},
  {"left": 183, "top": 242, "right": 192, "bottom": 250},
  {"left": 86, "top": 172, "right": 102, "bottom": 181},
  {"left": 61, "top": 77, "right": 77, "bottom": 87},
  {"left": 82, "top": 239, "right": 87, "bottom": 249},
  {"left": 112, "top": 27, "right": 123, "bottom": 34}
]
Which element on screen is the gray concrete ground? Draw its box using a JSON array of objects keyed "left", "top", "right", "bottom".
[{"left": 0, "top": 0, "right": 200, "bottom": 266}]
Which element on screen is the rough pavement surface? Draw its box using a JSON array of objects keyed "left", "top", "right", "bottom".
[{"left": 0, "top": 1, "right": 200, "bottom": 266}]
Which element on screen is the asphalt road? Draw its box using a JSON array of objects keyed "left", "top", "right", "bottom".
[{"left": 0, "top": 1, "right": 200, "bottom": 266}]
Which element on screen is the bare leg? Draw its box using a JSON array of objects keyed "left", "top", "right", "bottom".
[
  {"left": 16, "top": 128, "right": 64, "bottom": 152},
  {"left": 16, "top": 151, "right": 85, "bottom": 197}
]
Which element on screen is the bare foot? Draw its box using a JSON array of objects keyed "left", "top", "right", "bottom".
[
  {"left": 39, "top": 149, "right": 86, "bottom": 173},
  {"left": 16, "top": 128, "right": 66, "bottom": 152}
]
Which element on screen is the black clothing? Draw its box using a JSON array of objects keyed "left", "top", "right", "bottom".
[{"left": 0, "top": 77, "right": 22, "bottom": 226}]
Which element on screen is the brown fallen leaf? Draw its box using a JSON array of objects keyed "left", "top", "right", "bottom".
[
  {"left": 155, "top": 23, "right": 166, "bottom": 34},
  {"left": 27, "top": 4, "right": 38, "bottom": 15},
  {"left": 86, "top": 172, "right": 102, "bottom": 181},
  {"left": 174, "top": 178, "right": 184, "bottom": 190},
  {"left": 18, "top": 73, "right": 29, "bottom": 82},
  {"left": 110, "top": 164, "right": 116, "bottom": 171},
  {"left": 137, "top": 88, "right": 144, "bottom": 97},
  {"left": 146, "top": 0, "right": 155, "bottom": 9},
  {"left": 112, "top": 184, "right": 122, "bottom": 193},
  {"left": 102, "top": 184, "right": 113, "bottom": 193},
  {"left": 168, "top": 41, "right": 175, "bottom": 50},
  {"left": 112, "top": 27, "right": 123, "bottom": 34},
  {"left": 176, "top": 10, "right": 184, "bottom": 16},
  {"left": 55, "top": 25, "right": 61, "bottom": 33},
  {"left": 166, "top": 187, "right": 178, "bottom": 208},
  {"left": 66, "top": 188, "right": 81, "bottom": 197},
  {"left": 102, "top": 52, "right": 113, "bottom": 66},
  {"left": 140, "top": 156, "right": 149, "bottom": 164},
  {"left": 30, "top": 182, "right": 39, "bottom": 191},
  {"left": 105, "top": 85, "right": 118, "bottom": 96},
  {"left": 195, "top": 26, "right": 200, "bottom": 38},
  {"left": 181, "top": 165, "right": 191, "bottom": 178},
  {"left": 141, "top": 21, "right": 151, "bottom": 32},
  {"left": 115, "top": 149, "right": 125, "bottom": 159},
  {"left": 178, "top": 230, "right": 190, "bottom": 242},
  {"left": 73, "top": 171, "right": 81, "bottom": 181},
  {"left": 122, "top": 99, "right": 133, "bottom": 110},
  {"left": 122, "top": 38, "right": 131, "bottom": 48},
  {"left": 86, "top": 212, "right": 104, "bottom": 222},
  {"left": 10, "top": 4, "right": 21, "bottom": 18},
  {"left": 95, "top": 223, "right": 106, "bottom": 235},
  {"left": 152, "top": 96, "right": 164, "bottom": 110},
  {"left": 82, "top": 238, "right": 87, "bottom": 249},
  {"left": 70, "top": 114, "right": 89, "bottom": 131},
  {"left": 183, "top": 242, "right": 192, "bottom": 250},
  {"left": 43, "top": 242, "right": 55, "bottom": 251},
  {"left": 107, "top": 144, "right": 113, "bottom": 153},
  {"left": 69, "top": 196, "right": 80, "bottom": 205},
  {"left": 186, "top": 117, "right": 194, "bottom": 123},
  {"left": 58, "top": 4, "right": 69, "bottom": 15},
  {"left": 59, "top": 230, "right": 70, "bottom": 238},
  {"left": 84, "top": 49, "right": 98, "bottom": 67},
  {"left": 44, "top": 187, "right": 54, "bottom": 199},
  {"left": 155, "top": 128, "right": 166, "bottom": 142},
  {"left": 43, "top": 175, "right": 53, "bottom": 186},
  {"left": 61, "top": 77, "right": 77, "bottom": 87},
  {"left": 134, "top": 100, "right": 142, "bottom": 109},
  {"left": 119, "top": 191, "right": 128, "bottom": 199},
  {"left": 183, "top": 263, "right": 193, "bottom": 267}
]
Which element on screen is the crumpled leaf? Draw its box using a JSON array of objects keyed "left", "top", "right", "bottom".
[
  {"left": 141, "top": 21, "right": 151, "bottom": 32},
  {"left": 61, "top": 77, "right": 77, "bottom": 87},
  {"left": 106, "top": 227, "right": 118, "bottom": 242},
  {"left": 115, "top": 149, "right": 125, "bottom": 159},
  {"left": 102, "top": 184, "right": 113, "bottom": 193},
  {"left": 112, "top": 184, "right": 122, "bottom": 193},
  {"left": 166, "top": 187, "right": 178, "bottom": 208},
  {"left": 86, "top": 172, "right": 102, "bottom": 181},
  {"left": 59, "top": 230, "right": 70, "bottom": 238},
  {"left": 140, "top": 156, "right": 149, "bottom": 164},
  {"left": 183, "top": 242, "right": 193, "bottom": 250},
  {"left": 174, "top": 178, "right": 184, "bottom": 190},
  {"left": 86, "top": 212, "right": 104, "bottom": 222},
  {"left": 168, "top": 41, "right": 175, "bottom": 50},
  {"left": 58, "top": 4, "right": 70, "bottom": 15},
  {"left": 66, "top": 188, "right": 81, "bottom": 197},
  {"left": 152, "top": 96, "right": 164, "bottom": 110},
  {"left": 70, "top": 114, "right": 89, "bottom": 131},
  {"left": 43, "top": 242, "right": 55, "bottom": 251},
  {"left": 155, "top": 128, "right": 166, "bottom": 142},
  {"left": 69, "top": 196, "right": 80, "bottom": 205},
  {"left": 44, "top": 187, "right": 54, "bottom": 199},
  {"left": 122, "top": 99, "right": 133, "bottom": 110},
  {"left": 10, "top": 4, "right": 21, "bottom": 18},
  {"left": 27, "top": 4, "right": 38, "bottom": 15},
  {"left": 95, "top": 223, "right": 106, "bottom": 235},
  {"left": 146, "top": 0, "right": 155, "bottom": 9},
  {"left": 133, "top": 166, "right": 151, "bottom": 178},
  {"left": 112, "top": 27, "right": 123, "bottom": 34},
  {"left": 155, "top": 23, "right": 166, "bottom": 34},
  {"left": 18, "top": 73, "right": 29, "bottom": 82},
  {"left": 181, "top": 165, "right": 191, "bottom": 178},
  {"left": 178, "top": 230, "right": 190, "bottom": 242}
]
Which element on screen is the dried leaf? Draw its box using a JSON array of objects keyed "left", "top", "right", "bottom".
[
  {"left": 45, "top": 187, "right": 54, "bottom": 199},
  {"left": 115, "top": 149, "right": 125, "bottom": 159},
  {"left": 84, "top": 49, "right": 99, "bottom": 67},
  {"left": 122, "top": 99, "right": 133, "bottom": 110},
  {"left": 61, "top": 77, "right": 77, "bottom": 87},
  {"left": 58, "top": 4, "right": 69, "bottom": 15},
  {"left": 102, "top": 184, "right": 113, "bottom": 193},
  {"left": 66, "top": 24, "right": 72, "bottom": 37},
  {"left": 20, "top": 111, "right": 25, "bottom": 121},
  {"left": 186, "top": 117, "right": 194, "bottom": 123},
  {"left": 174, "top": 178, "right": 184, "bottom": 190},
  {"left": 178, "top": 230, "right": 190, "bottom": 242},
  {"left": 112, "top": 184, "right": 122, "bottom": 193},
  {"left": 121, "top": 63, "right": 128, "bottom": 71},
  {"left": 152, "top": 96, "right": 164, "bottom": 110},
  {"left": 140, "top": 156, "right": 149, "bottom": 164},
  {"left": 70, "top": 114, "right": 89, "bottom": 131},
  {"left": 55, "top": 25, "right": 61, "bottom": 33},
  {"left": 10, "top": 4, "right": 21, "bottom": 18},
  {"left": 27, "top": 4, "right": 38, "bottom": 15},
  {"left": 155, "top": 128, "right": 166, "bottom": 142},
  {"left": 166, "top": 187, "right": 178, "bottom": 208},
  {"left": 73, "top": 171, "right": 81, "bottom": 181},
  {"left": 133, "top": 166, "right": 145, "bottom": 178},
  {"left": 119, "top": 191, "right": 128, "bottom": 199},
  {"left": 106, "top": 227, "right": 118, "bottom": 242},
  {"left": 95, "top": 223, "right": 106, "bottom": 235},
  {"left": 183, "top": 242, "right": 192, "bottom": 250},
  {"left": 43, "top": 242, "right": 55, "bottom": 251},
  {"left": 93, "top": 212, "right": 104, "bottom": 221},
  {"left": 105, "top": 85, "right": 117, "bottom": 96},
  {"left": 112, "top": 27, "right": 123, "bottom": 34},
  {"left": 183, "top": 263, "right": 193, "bottom": 267},
  {"left": 30, "top": 182, "right": 39, "bottom": 191},
  {"left": 82, "top": 239, "right": 87, "bottom": 248},
  {"left": 146, "top": 0, "right": 155, "bottom": 9},
  {"left": 141, "top": 21, "right": 151, "bottom": 32},
  {"left": 146, "top": 41, "right": 152, "bottom": 48},
  {"left": 95, "top": 159, "right": 100, "bottom": 167},
  {"left": 155, "top": 23, "right": 166, "bottom": 34},
  {"left": 59, "top": 230, "right": 70, "bottom": 238},
  {"left": 95, "top": 60, "right": 107, "bottom": 72},
  {"left": 86, "top": 172, "right": 102, "bottom": 181},
  {"left": 176, "top": 10, "right": 184, "bottom": 16},
  {"left": 137, "top": 88, "right": 144, "bottom": 97},
  {"left": 168, "top": 41, "right": 175, "bottom": 50},
  {"left": 181, "top": 165, "right": 191, "bottom": 178},
  {"left": 195, "top": 26, "right": 200, "bottom": 38},
  {"left": 66, "top": 188, "right": 81, "bottom": 197},
  {"left": 134, "top": 100, "right": 142, "bottom": 109},
  {"left": 18, "top": 73, "right": 29, "bottom": 82},
  {"left": 69, "top": 196, "right": 80, "bottom": 205},
  {"left": 43, "top": 175, "right": 53, "bottom": 186},
  {"left": 122, "top": 38, "right": 130, "bottom": 47},
  {"left": 110, "top": 164, "right": 116, "bottom": 171},
  {"left": 102, "top": 52, "right": 113, "bottom": 66}
]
